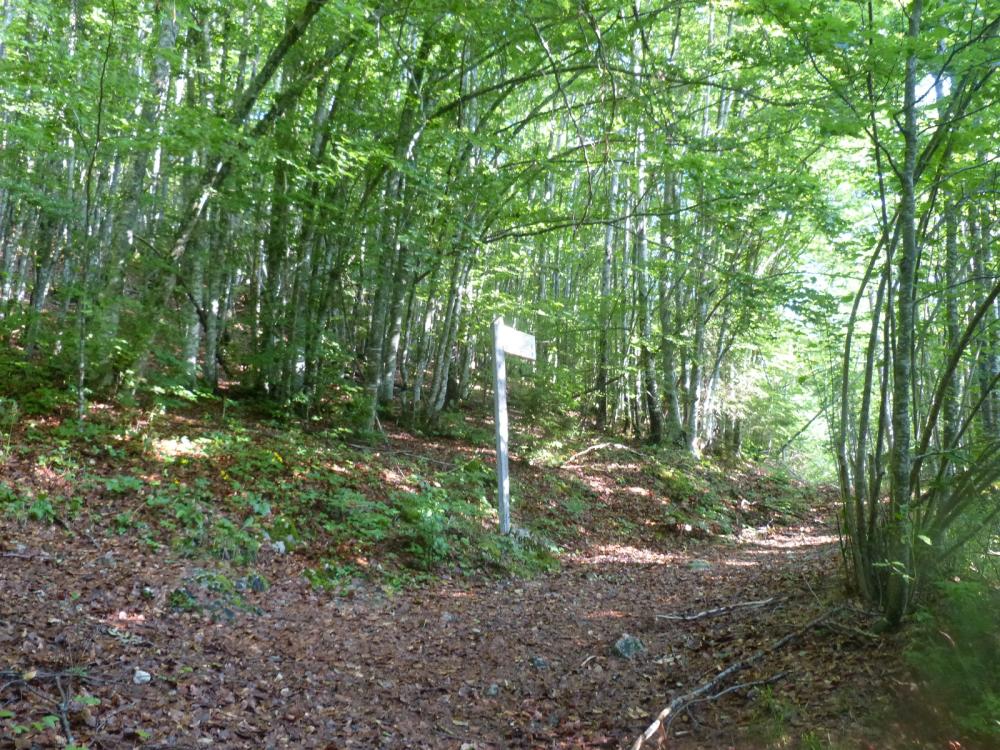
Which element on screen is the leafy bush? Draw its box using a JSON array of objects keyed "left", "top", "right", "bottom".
[
  {"left": 392, "top": 486, "right": 453, "bottom": 569},
  {"left": 906, "top": 579, "right": 1000, "bottom": 741}
]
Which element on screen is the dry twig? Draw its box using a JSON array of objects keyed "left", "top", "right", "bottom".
[
  {"left": 55, "top": 674, "right": 76, "bottom": 747},
  {"left": 631, "top": 607, "right": 842, "bottom": 750},
  {"left": 0, "top": 551, "right": 52, "bottom": 561},
  {"left": 655, "top": 596, "right": 784, "bottom": 622}
]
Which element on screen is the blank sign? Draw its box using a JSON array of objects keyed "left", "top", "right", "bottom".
[
  {"left": 492, "top": 317, "right": 536, "bottom": 535},
  {"left": 497, "top": 323, "right": 536, "bottom": 361}
]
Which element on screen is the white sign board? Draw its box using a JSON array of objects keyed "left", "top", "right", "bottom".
[
  {"left": 497, "top": 324, "right": 536, "bottom": 362},
  {"left": 492, "top": 317, "right": 536, "bottom": 535}
]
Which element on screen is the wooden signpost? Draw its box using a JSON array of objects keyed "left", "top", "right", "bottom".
[{"left": 492, "top": 317, "right": 536, "bottom": 535}]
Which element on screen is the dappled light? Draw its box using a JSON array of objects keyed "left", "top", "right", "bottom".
[
  {"left": 570, "top": 545, "right": 678, "bottom": 567},
  {"left": 150, "top": 436, "right": 207, "bottom": 460},
  {"left": 1, "top": 0, "right": 995, "bottom": 745}
]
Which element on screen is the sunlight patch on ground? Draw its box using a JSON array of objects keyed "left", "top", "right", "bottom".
[
  {"left": 379, "top": 467, "right": 419, "bottom": 493},
  {"left": 151, "top": 436, "right": 206, "bottom": 459},
  {"left": 569, "top": 544, "right": 678, "bottom": 565},
  {"left": 599, "top": 462, "right": 642, "bottom": 472},
  {"left": 738, "top": 526, "right": 839, "bottom": 548},
  {"left": 751, "top": 532, "right": 839, "bottom": 549}
]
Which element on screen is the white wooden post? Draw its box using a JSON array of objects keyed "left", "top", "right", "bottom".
[
  {"left": 492, "top": 317, "right": 535, "bottom": 535},
  {"left": 493, "top": 319, "right": 510, "bottom": 534}
]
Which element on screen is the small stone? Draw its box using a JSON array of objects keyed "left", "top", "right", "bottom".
[
  {"left": 132, "top": 668, "right": 152, "bottom": 685},
  {"left": 688, "top": 559, "right": 711, "bottom": 571},
  {"left": 271, "top": 540, "right": 286, "bottom": 555},
  {"left": 441, "top": 611, "right": 457, "bottom": 624},
  {"left": 486, "top": 683, "right": 500, "bottom": 697},
  {"left": 613, "top": 634, "right": 646, "bottom": 660},
  {"left": 530, "top": 656, "right": 549, "bottom": 670}
]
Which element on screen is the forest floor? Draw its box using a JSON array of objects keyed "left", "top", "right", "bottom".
[{"left": 0, "top": 402, "right": 934, "bottom": 749}]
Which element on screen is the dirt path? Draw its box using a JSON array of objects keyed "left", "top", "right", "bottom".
[{"left": 1, "top": 445, "right": 896, "bottom": 749}]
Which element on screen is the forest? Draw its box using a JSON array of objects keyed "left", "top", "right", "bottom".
[{"left": 0, "top": 0, "right": 998, "bottom": 747}]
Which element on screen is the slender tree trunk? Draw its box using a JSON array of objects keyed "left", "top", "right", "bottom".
[
  {"left": 883, "top": 0, "right": 923, "bottom": 629},
  {"left": 596, "top": 171, "right": 617, "bottom": 430}
]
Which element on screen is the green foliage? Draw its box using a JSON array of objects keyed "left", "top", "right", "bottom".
[
  {"left": 210, "top": 516, "right": 261, "bottom": 564},
  {"left": 419, "top": 410, "right": 493, "bottom": 446},
  {"left": 303, "top": 560, "right": 364, "bottom": 592},
  {"left": 906, "top": 580, "right": 1000, "bottom": 741},
  {"left": 20, "top": 386, "right": 74, "bottom": 416},
  {"left": 649, "top": 462, "right": 711, "bottom": 501},
  {"left": 0, "top": 483, "right": 57, "bottom": 525},
  {"left": 167, "top": 570, "right": 266, "bottom": 620},
  {"left": 392, "top": 485, "right": 454, "bottom": 569},
  {"left": 0, "top": 396, "right": 20, "bottom": 456},
  {"left": 103, "top": 474, "right": 145, "bottom": 495}
]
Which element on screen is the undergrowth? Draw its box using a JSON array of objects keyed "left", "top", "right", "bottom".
[
  {"left": 1, "top": 397, "right": 562, "bottom": 588},
  {"left": 0, "top": 375, "right": 816, "bottom": 596},
  {"left": 906, "top": 578, "right": 1000, "bottom": 744}
]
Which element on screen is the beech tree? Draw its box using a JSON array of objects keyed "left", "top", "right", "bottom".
[{"left": 1, "top": 0, "right": 996, "bottom": 625}]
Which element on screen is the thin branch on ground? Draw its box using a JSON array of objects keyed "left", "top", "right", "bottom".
[
  {"left": 55, "top": 674, "right": 76, "bottom": 747},
  {"left": 0, "top": 551, "right": 53, "bottom": 561},
  {"left": 820, "top": 621, "right": 880, "bottom": 640},
  {"left": 681, "top": 671, "right": 790, "bottom": 718},
  {"left": 631, "top": 607, "right": 843, "bottom": 750},
  {"left": 655, "top": 596, "right": 784, "bottom": 622}
]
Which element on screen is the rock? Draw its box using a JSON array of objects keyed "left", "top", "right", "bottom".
[
  {"left": 613, "top": 634, "right": 646, "bottom": 660},
  {"left": 271, "top": 540, "right": 286, "bottom": 555},
  {"left": 236, "top": 574, "right": 268, "bottom": 593},
  {"left": 688, "top": 559, "right": 711, "bottom": 571},
  {"left": 530, "top": 656, "right": 549, "bottom": 670},
  {"left": 441, "top": 611, "right": 457, "bottom": 624},
  {"left": 486, "top": 683, "right": 500, "bottom": 697},
  {"left": 132, "top": 668, "right": 152, "bottom": 685}
]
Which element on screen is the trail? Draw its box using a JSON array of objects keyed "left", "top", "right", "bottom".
[{"left": 0, "top": 440, "right": 895, "bottom": 749}]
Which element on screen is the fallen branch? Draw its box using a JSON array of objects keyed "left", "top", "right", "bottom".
[
  {"left": 682, "top": 671, "right": 789, "bottom": 714},
  {"left": 0, "top": 551, "right": 53, "bottom": 561},
  {"left": 55, "top": 674, "right": 75, "bottom": 748},
  {"left": 655, "top": 596, "right": 784, "bottom": 622},
  {"left": 819, "top": 621, "right": 880, "bottom": 641},
  {"left": 561, "top": 442, "right": 645, "bottom": 466},
  {"left": 630, "top": 607, "right": 842, "bottom": 750}
]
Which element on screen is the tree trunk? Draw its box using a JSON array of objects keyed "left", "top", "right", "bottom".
[{"left": 883, "top": 0, "right": 923, "bottom": 630}]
